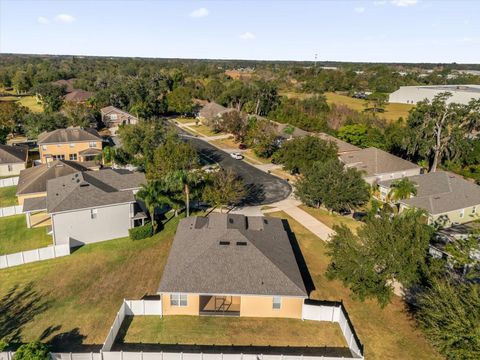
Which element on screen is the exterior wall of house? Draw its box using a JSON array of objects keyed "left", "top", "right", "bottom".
[
  {"left": 400, "top": 204, "right": 480, "bottom": 227},
  {"left": 52, "top": 202, "right": 133, "bottom": 246},
  {"left": 0, "top": 162, "right": 25, "bottom": 176},
  {"left": 161, "top": 294, "right": 200, "bottom": 316},
  {"left": 17, "top": 192, "right": 47, "bottom": 206},
  {"left": 240, "top": 296, "right": 304, "bottom": 319},
  {"left": 39, "top": 141, "right": 102, "bottom": 164},
  {"left": 367, "top": 168, "right": 421, "bottom": 185}
]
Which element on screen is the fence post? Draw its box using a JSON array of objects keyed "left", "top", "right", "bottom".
[
  {"left": 143, "top": 299, "right": 145, "bottom": 315},
  {"left": 70, "top": 352, "right": 73, "bottom": 360},
  {"left": 37, "top": 248, "right": 41, "bottom": 261},
  {"left": 21, "top": 251, "right": 25, "bottom": 264}
]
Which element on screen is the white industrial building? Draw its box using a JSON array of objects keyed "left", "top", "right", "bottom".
[{"left": 389, "top": 85, "right": 480, "bottom": 105}]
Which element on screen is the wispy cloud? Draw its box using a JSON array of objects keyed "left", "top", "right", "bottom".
[
  {"left": 55, "top": 14, "right": 75, "bottom": 23},
  {"left": 354, "top": 7, "right": 366, "bottom": 13},
  {"left": 391, "top": 0, "right": 418, "bottom": 7},
  {"left": 189, "top": 7, "right": 209, "bottom": 18},
  {"left": 239, "top": 32, "right": 256, "bottom": 41},
  {"left": 37, "top": 16, "right": 49, "bottom": 25},
  {"left": 373, "top": 0, "right": 387, "bottom": 5}
]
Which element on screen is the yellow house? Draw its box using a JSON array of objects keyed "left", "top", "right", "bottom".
[
  {"left": 158, "top": 214, "right": 308, "bottom": 318},
  {"left": 37, "top": 127, "right": 103, "bottom": 164}
]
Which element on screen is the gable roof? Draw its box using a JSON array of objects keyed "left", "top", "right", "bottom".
[
  {"left": 198, "top": 102, "right": 230, "bottom": 120},
  {"left": 158, "top": 213, "right": 308, "bottom": 297},
  {"left": 100, "top": 106, "right": 137, "bottom": 119},
  {"left": 53, "top": 79, "right": 76, "bottom": 93},
  {"left": 316, "top": 133, "right": 361, "bottom": 154},
  {"left": 64, "top": 89, "right": 93, "bottom": 103},
  {"left": 379, "top": 171, "right": 480, "bottom": 215},
  {"left": 17, "top": 160, "right": 88, "bottom": 196},
  {"left": 0, "top": 144, "right": 28, "bottom": 165},
  {"left": 37, "top": 127, "right": 102, "bottom": 145},
  {"left": 46, "top": 169, "right": 146, "bottom": 213},
  {"left": 339, "top": 147, "right": 420, "bottom": 177}
]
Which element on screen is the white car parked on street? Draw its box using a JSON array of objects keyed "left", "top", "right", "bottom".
[{"left": 230, "top": 152, "right": 244, "bottom": 160}]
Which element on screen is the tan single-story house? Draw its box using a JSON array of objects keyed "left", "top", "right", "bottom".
[
  {"left": 158, "top": 213, "right": 308, "bottom": 318},
  {"left": 100, "top": 106, "right": 139, "bottom": 135},
  {"left": 0, "top": 144, "right": 28, "bottom": 176},
  {"left": 378, "top": 171, "right": 480, "bottom": 227},
  {"left": 37, "top": 127, "right": 103, "bottom": 164},
  {"left": 197, "top": 102, "right": 234, "bottom": 124},
  {"left": 339, "top": 147, "right": 421, "bottom": 185}
]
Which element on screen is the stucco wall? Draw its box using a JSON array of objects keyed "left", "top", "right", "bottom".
[
  {"left": 430, "top": 206, "right": 480, "bottom": 226},
  {"left": 240, "top": 296, "right": 304, "bottom": 319},
  {"left": 0, "top": 163, "right": 26, "bottom": 177},
  {"left": 367, "top": 167, "right": 421, "bottom": 185},
  {"left": 39, "top": 141, "right": 102, "bottom": 163},
  {"left": 162, "top": 294, "right": 200, "bottom": 316},
  {"left": 52, "top": 202, "right": 133, "bottom": 246}
]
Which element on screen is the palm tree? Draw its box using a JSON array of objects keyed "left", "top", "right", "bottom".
[
  {"left": 136, "top": 181, "right": 162, "bottom": 231},
  {"left": 388, "top": 178, "right": 417, "bottom": 202},
  {"left": 162, "top": 170, "right": 203, "bottom": 217}
]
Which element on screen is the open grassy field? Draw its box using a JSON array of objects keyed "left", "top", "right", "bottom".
[
  {"left": 269, "top": 212, "right": 440, "bottom": 360},
  {"left": 0, "top": 215, "right": 180, "bottom": 350},
  {"left": 0, "top": 186, "right": 18, "bottom": 207},
  {"left": 0, "top": 95, "right": 43, "bottom": 113},
  {"left": 0, "top": 215, "right": 52, "bottom": 255},
  {"left": 299, "top": 205, "right": 363, "bottom": 233},
  {"left": 117, "top": 316, "right": 346, "bottom": 348},
  {"left": 324, "top": 92, "right": 414, "bottom": 122}
]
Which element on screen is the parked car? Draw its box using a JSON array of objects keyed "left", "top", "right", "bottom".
[
  {"left": 230, "top": 152, "right": 244, "bottom": 160},
  {"left": 239, "top": 143, "right": 247, "bottom": 150}
]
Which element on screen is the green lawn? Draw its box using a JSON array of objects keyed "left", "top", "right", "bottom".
[
  {"left": 174, "top": 117, "right": 197, "bottom": 124},
  {"left": 0, "top": 95, "right": 43, "bottom": 113},
  {"left": 0, "top": 186, "right": 18, "bottom": 207},
  {"left": 299, "top": 205, "right": 363, "bottom": 233},
  {"left": 0, "top": 215, "right": 52, "bottom": 255},
  {"left": 269, "top": 212, "right": 441, "bottom": 360},
  {"left": 118, "top": 316, "right": 346, "bottom": 348},
  {"left": 0, "top": 215, "right": 179, "bottom": 351},
  {"left": 190, "top": 124, "right": 219, "bottom": 137}
]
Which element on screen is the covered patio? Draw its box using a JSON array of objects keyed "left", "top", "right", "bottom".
[
  {"left": 22, "top": 196, "right": 51, "bottom": 228},
  {"left": 199, "top": 295, "right": 241, "bottom": 316}
]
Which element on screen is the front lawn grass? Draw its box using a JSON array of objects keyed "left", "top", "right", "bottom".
[
  {"left": 174, "top": 117, "right": 197, "bottom": 124},
  {"left": 191, "top": 124, "right": 218, "bottom": 137},
  {"left": 269, "top": 212, "right": 441, "bottom": 360},
  {"left": 299, "top": 205, "right": 363, "bottom": 233},
  {"left": 0, "top": 186, "right": 18, "bottom": 207},
  {"left": 117, "top": 316, "right": 346, "bottom": 348},
  {"left": 0, "top": 215, "right": 179, "bottom": 351},
  {"left": 0, "top": 215, "right": 51, "bottom": 255}
]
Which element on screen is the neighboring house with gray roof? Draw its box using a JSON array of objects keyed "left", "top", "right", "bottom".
[
  {"left": 0, "top": 144, "right": 28, "bottom": 176},
  {"left": 44, "top": 169, "right": 146, "bottom": 247},
  {"left": 197, "top": 102, "right": 233, "bottom": 123},
  {"left": 100, "top": 106, "right": 139, "bottom": 135},
  {"left": 158, "top": 213, "right": 308, "bottom": 318},
  {"left": 339, "top": 147, "right": 421, "bottom": 185},
  {"left": 378, "top": 171, "right": 480, "bottom": 227}
]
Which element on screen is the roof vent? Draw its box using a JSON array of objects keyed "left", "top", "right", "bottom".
[
  {"left": 228, "top": 218, "right": 234, "bottom": 224},
  {"left": 236, "top": 241, "right": 247, "bottom": 246},
  {"left": 219, "top": 241, "right": 230, "bottom": 246},
  {"left": 433, "top": 196, "right": 441, "bottom": 200}
]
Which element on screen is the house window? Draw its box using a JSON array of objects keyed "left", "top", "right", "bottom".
[
  {"left": 91, "top": 209, "right": 98, "bottom": 219},
  {"left": 170, "top": 293, "right": 188, "bottom": 307},
  {"left": 272, "top": 296, "right": 281, "bottom": 310},
  {"left": 110, "top": 114, "right": 118, "bottom": 120},
  {"left": 42, "top": 145, "right": 47, "bottom": 150},
  {"left": 53, "top": 155, "right": 65, "bottom": 160},
  {"left": 7, "top": 164, "right": 13, "bottom": 172},
  {"left": 473, "top": 206, "right": 477, "bottom": 214},
  {"left": 89, "top": 141, "right": 97, "bottom": 148},
  {"left": 57, "top": 144, "right": 61, "bottom": 147},
  {"left": 69, "top": 154, "right": 78, "bottom": 161},
  {"left": 69, "top": 143, "right": 75, "bottom": 148},
  {"left": 459, "top": 209, "right": 465, "bottom": 219}
]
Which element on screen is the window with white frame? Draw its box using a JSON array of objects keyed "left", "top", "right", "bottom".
[
  {"left": 91, "top": 208, "right": 98, "bottom": 219},
  {"left": 459, "top": 209, "right": 465, "bottom": 219},
  {"left": 272, "top": 296, "right": 281, "bottom": 310},
  {"left": 42, "top": 145, "right": 47, "bottom": 150},
  {"left": 53, "top": 155, "right": 65, "bottom": 160},
  {"left": 69, "top": 154, "right": 78, "bottom": 161},
  {"left": 170, "top": 293, "right": 188, "bottom": 307},
  {"left": 110, "top": 114, "right": 118, "bottom": 120},
  {"left": 89, "top": 141, "right": 97, "bottom": 148},
  {"left": 69, "top": 143, "right": 75, "bottom": 148}
]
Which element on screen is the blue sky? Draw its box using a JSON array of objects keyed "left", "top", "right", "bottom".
[{"left": 1, "top": 0, "right": 479, "bottom": 63}]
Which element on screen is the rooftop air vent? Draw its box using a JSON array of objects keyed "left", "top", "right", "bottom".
[
  {"left": 219, "top": 241, "right": 230, "bottom": 246},
  {"left": 236, "top": 241, "right": 247, "bottom": 246},
  {"left": 229, "top": 218, "right": 234, "bottom": 224}
]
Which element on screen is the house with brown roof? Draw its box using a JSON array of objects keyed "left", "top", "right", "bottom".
[
  {"left": 339, "top": 147, "right": 421, "bottom": 185},
  {"left": 100, "top": 106, "right": 139, "bottom": 135},
  {"left": 158, "top": 213, "right": 308, "bottom": 318},
  {"left": 197, "top": 102, "right": 233, "bottom": 123},
  {"left": 37, "top": 127, "right": 103, "bottom": 164},
  {"left": 378, "top": 171, "right": 480, "bottom": 227},
  {"left": 53, "top": 78, "right": 93, "bottom": 104},
  {"left": 0, "top": 144, "right": 28, "bottom": 176}
]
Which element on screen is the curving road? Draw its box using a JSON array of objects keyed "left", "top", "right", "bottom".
[{"left": 180, "top": 134, "right": 292, "bottom": 206}]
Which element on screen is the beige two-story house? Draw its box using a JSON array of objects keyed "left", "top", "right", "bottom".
[{"left": 37, "top": 127, "right": 103, "bottom": 164}]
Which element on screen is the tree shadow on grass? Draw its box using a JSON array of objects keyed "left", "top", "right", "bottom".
[
  {"left": 0, "top": 283, "right": 50, "bottom": 344},
  {"left": 48, "top": 327, "right": 101, "bottom": 352}
]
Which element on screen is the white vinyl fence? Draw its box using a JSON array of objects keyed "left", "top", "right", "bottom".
[
  {"left": 0, "top": 177, "right": 18, "bottom": 187},
  {"left": 0, "top": 243, "right": 70, "bottom": 269},
  {"left": 0, "top": 205, "right": 23, "bottom": 218}
]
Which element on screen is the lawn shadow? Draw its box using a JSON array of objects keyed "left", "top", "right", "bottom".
[
  {"left": 47, "top": 327, "right": 101, "bottom": 352},
  {"left": 0, "top": 283, "right": 50, "bottom": 344},
  {"left": 281, "top": 219, "right": 316, "bottom": 296},
  {"left": 242, "top": 183, "right": 266, "bottom": 206}
]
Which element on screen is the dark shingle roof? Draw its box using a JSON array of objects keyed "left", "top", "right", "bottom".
[
  {"left": 64, "top": 89, "right": 93, "bottom": 103},
  {"left": 37, "top": 127, "right": 102, "bottom": 145},
  {"left": 379, "top": 171, "right": 480, "bottom": 215},
  {"left": 23, "top": 196, "right": 47, "bottom": 212},
  {"left": 0, "top": 144, "right": 28, "bottom": 164},
  {"left": 340, "top": 147, "right": 420, "bottom": 177},
  {"left": 198, "top": 102, "right": 230, "bottom": 120},
  {"left": 17, "top": 160, "right": 88, "bottom": 196},
  {"left": 46, "top": 169, "right": 146, "bottom": 213},
  {"left": 158, "top": 213, "right": 308, "bottom": 297}
]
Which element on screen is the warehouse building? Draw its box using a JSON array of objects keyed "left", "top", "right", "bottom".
[{"left": 389, "top": 85, "right": 480, "bottom": 105}]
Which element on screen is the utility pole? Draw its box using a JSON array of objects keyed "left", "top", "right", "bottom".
[{"left": 314, "top": 53, "right": 318, "bottom": 68}]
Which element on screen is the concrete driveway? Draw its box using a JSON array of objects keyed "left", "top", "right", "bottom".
[{"left": 181, "top": 135, "right": 292, "bottom": 206}]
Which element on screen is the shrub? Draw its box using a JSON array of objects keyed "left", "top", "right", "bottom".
[
  {"left": 13, "top": 341, "right": 49, "bottom": 360},
  {"left": 0, "top": 340, "right": 7, "bottom": 352},
  {"left": 129, "top": 222, "right": 153, "bottom": 240}
]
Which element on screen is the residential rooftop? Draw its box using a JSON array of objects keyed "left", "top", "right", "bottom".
[
  {"left": 37, "top": 127, "right": 102, "bottom": 145},
  {"left": 158, "top": 213, "right": 308, "bottom": 297},
  {"left": 0, "top": 144, "right": 28, "bottom": 164}
]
